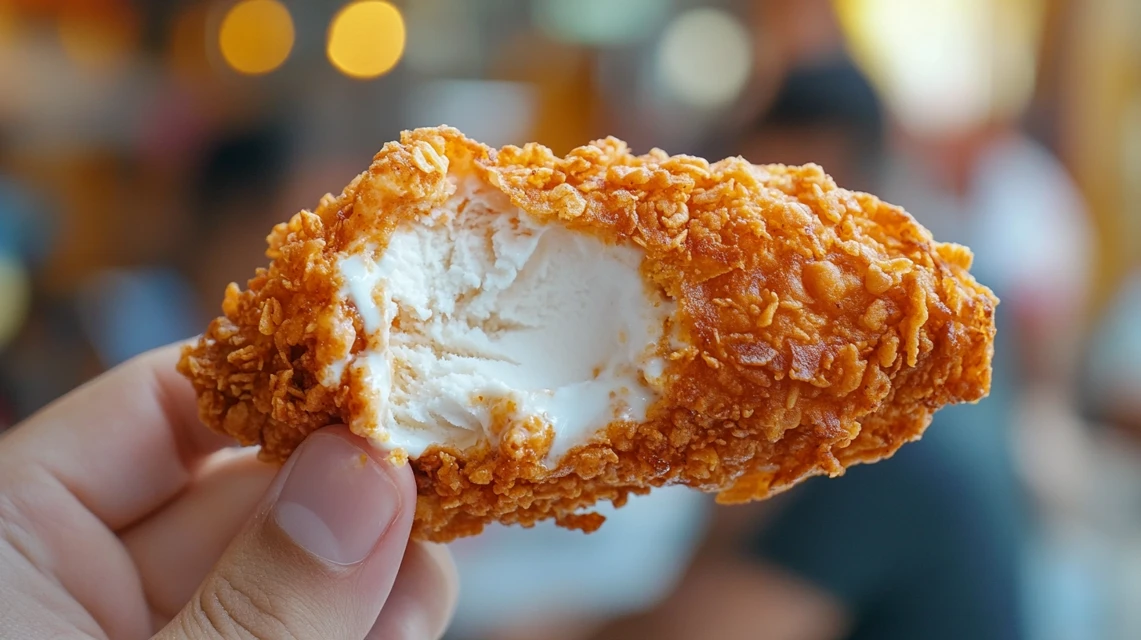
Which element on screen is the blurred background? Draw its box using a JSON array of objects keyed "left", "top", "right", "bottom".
[{"left": 1, "top": 0, "right": 1140, "bottom": 638}]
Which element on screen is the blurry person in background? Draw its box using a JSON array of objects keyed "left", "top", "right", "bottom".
[
  {"left": 884, "top": 117, "right": 1094, "bottom": 398},
  {"left": 826, "top": 0, "right": 1104, "bottom": 633},
  {"left": 878, "top": 66, "right": 1097, "bottom": 530},
  {"left": 589, "top": 58, "right": 1027, "bottom": 640},
  {"left": 876, "top": 37, "right": 1103, "bottom": 638}
]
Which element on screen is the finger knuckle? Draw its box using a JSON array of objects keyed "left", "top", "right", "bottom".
[{"left": 188, "top": 570, "right": 298, "bottom": 640}]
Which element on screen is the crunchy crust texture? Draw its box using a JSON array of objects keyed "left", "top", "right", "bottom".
[{"left": 178, "top": 126, "right": 997, "bottom": 542}]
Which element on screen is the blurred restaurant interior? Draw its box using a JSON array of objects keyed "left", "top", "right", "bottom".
[{"left": 2, "top": 0, "right": 1141, "bottom": 638}]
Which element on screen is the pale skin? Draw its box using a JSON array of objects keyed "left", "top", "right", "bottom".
[{"left": 0, "top": 345, "right": 458, "bottom": 639}]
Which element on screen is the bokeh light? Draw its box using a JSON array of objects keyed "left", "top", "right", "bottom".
[
  {"left": 655, "top": 8, "right": 752, "bottom": 110},
  {"left": 834, "top": 0, "right": 1044, "bottom": 135},
  {"left": 218, "top": 0, "right": 294, "bottom": 76},
  {"left": 533, "top": 0, "right": 668, "bottom": 46},
  {"left": 327, "top": 1, "right": 406, "bottom": 80}
]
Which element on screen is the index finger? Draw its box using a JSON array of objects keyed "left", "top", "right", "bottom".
[{"left": 0, "top": 343, "right": 238, "bottom": 530}]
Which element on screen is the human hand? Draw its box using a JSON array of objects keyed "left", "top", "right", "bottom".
[{"left": 0, "top": 344, "right": 457, "bottom": 639}]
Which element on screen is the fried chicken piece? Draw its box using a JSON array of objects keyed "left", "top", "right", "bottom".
[{"left": 178, "top": 127, "right": 997, "bottom": 543}]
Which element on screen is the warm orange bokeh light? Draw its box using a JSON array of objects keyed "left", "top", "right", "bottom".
[
  {"left": 218, "top": 0, "right": 294, "bottom": 76},
  {"left": 327, "top": 1, "right": 406, "bottom": 80}
]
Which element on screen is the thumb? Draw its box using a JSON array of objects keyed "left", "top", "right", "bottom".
[{"left": 156, "top": 427, "right": 416, "bottom": 640}]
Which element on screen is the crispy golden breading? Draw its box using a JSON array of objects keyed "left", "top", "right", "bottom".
[{"left": 178, "top": 127, "right": 997, "bottom": 542}]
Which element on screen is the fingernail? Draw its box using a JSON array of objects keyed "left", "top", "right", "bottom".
[{"left": 272, "top": 433, "right": 400, "bottom": 565}]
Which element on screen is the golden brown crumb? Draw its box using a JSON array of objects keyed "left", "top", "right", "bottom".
[{"left": 177, "top": 127, "right": 997, "bottom": 542}]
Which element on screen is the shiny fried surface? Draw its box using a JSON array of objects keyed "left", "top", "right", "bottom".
[{"left": 178, "top": 127, "right": 997, "bottom": 542}]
